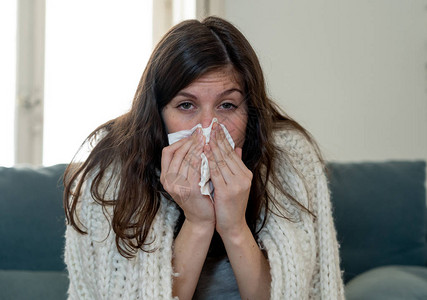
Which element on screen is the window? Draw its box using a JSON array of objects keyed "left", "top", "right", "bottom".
[
  {"left": 0, "top": 1, "right": 17, "bottom": 167},
  {"left": 4, "top": 0, "right": 206, "bottom": 166},
  {"left": 43, "top": 0, "right": 153, "bottom": 165}
]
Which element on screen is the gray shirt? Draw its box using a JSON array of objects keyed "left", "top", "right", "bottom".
[{"left": 193, "top": 254, "right": 241, "bottom": 300}]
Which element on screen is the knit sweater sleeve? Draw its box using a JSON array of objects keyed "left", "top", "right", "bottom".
[
  {"left": 64, "top": 170, "right": 180, "bottom": 300},
  {"left": 257, "top": 129, "right": 345, "bottom": 300},
  {"left": 64, "top": 173, "right": 117, "bottom": 299}
]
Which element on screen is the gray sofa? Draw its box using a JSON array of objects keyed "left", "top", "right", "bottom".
[
  {"left": 0, "top": 161, "right": 426, "bottom": 299},
  {"left": 0, "top": 164, "right": 68, "bottom": 299},
  {"left": 328, "top": 161, "right": 427, "bottom": 299}
]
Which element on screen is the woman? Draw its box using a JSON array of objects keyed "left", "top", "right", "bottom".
[{"left": 64, "top": 16, "right": 344, "bottom": 299}]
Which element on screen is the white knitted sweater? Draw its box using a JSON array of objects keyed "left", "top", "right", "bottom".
[{"left": 64, "top": 129, "right": 345, "bottom": 299}]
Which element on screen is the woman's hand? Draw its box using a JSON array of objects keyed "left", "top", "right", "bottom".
[
  {"left": 204, "top": 122, "right": 253, "bottom": 238},
  {"left": 160, "top": 128, "right": 215, "bottom": 228}
]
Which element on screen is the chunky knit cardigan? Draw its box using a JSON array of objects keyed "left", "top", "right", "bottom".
[{"left": 64, "top": 129, "right": 345, "bottom": 299}]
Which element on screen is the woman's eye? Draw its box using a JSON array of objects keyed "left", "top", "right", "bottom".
[
  {"left": 220, "top": 102, "right": 237, "bottom": 110},
  {"left": 178, "top": 102, "right": 194, "bottom": 110}
]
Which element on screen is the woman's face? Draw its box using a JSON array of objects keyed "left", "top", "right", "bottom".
[{"left": 162, "top": 67, "right": 248, "bottom": 148}]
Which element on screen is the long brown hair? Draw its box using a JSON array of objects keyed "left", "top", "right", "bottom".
[{"left": 64, "top": 16, "right": 325, "bottom": 258}]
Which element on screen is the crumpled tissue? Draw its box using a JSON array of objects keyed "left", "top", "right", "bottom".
[{"left": 167, "top": 118, "right": 235, "bottom": 197}]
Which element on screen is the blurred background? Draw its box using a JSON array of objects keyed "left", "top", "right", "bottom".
[
  {"left": 0, "top": 3, "right": 426, "bottom": 298},
  {"left": 0, "top": 0, "right": 426, "bottom": 167}
]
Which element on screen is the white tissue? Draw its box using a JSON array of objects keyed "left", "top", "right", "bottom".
[{"left": 167, "top": 118, "right": 235, "bottom": 197}]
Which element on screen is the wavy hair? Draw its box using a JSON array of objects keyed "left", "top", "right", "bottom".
[{"left": 64, "top": 16, "right": 324, "bottom": 258}]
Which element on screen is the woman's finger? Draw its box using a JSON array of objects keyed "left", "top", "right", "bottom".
[
  {"left": 161, "top": 136, "right": 189, "bottom": 175},
  {"left": 235, "top": 147, "right": 242, "bottom": 159},
  {"left": 187, "top": 149, "right": 203, "bottom": 184},
  {"left": 204, "top": 144, "right": 227, "bottom": 188},
  {"left": 166, "top": 130, "right": 201, "bottom": 175},
  {"left": 213, "top": 124, "right": 245, "bottom": 175},
  {"left": 178, "top": 133, "right": 204, "bottom": 179}
]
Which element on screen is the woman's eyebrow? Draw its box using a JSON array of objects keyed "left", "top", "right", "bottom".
[
  {"left": 217, "top": 88, "right": 243, "bottom": 99},
  {"left": 175, "top": 88, "right": 243, "bottom": 100},
  {"left": 175, "top": 91, "right": 197, "bottom": 99}
]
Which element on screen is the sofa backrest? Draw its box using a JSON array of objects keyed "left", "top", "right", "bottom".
[
  {"left": 327, "top": 160, "right": 427, "bottom": 283},
  {"left": 1, "top": 161, "right": 426, "bottom": 283},
  {"left": 0, "top": 164, "right": 68, "bottom": 271}
]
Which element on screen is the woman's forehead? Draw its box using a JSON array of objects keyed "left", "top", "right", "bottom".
[{"left": 186, "top": 66, "right": 243, "bottom": 89}]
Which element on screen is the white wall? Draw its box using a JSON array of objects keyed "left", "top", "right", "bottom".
[{"left": 223, "top": 0, "right": 427, "bottom": 163}]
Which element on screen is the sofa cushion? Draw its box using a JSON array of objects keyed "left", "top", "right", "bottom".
[
  {"left": 0, "top": 270, "right": 68, "bottom": 300},
  {"left": 0, "top": 164, "right": 68, "bottom": 271},
  {"left": 327, "top": 161, "right": 427, "bottom": 283},
  {"left": 345, "top": 265, "right": 427, "bottom": 300}
]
